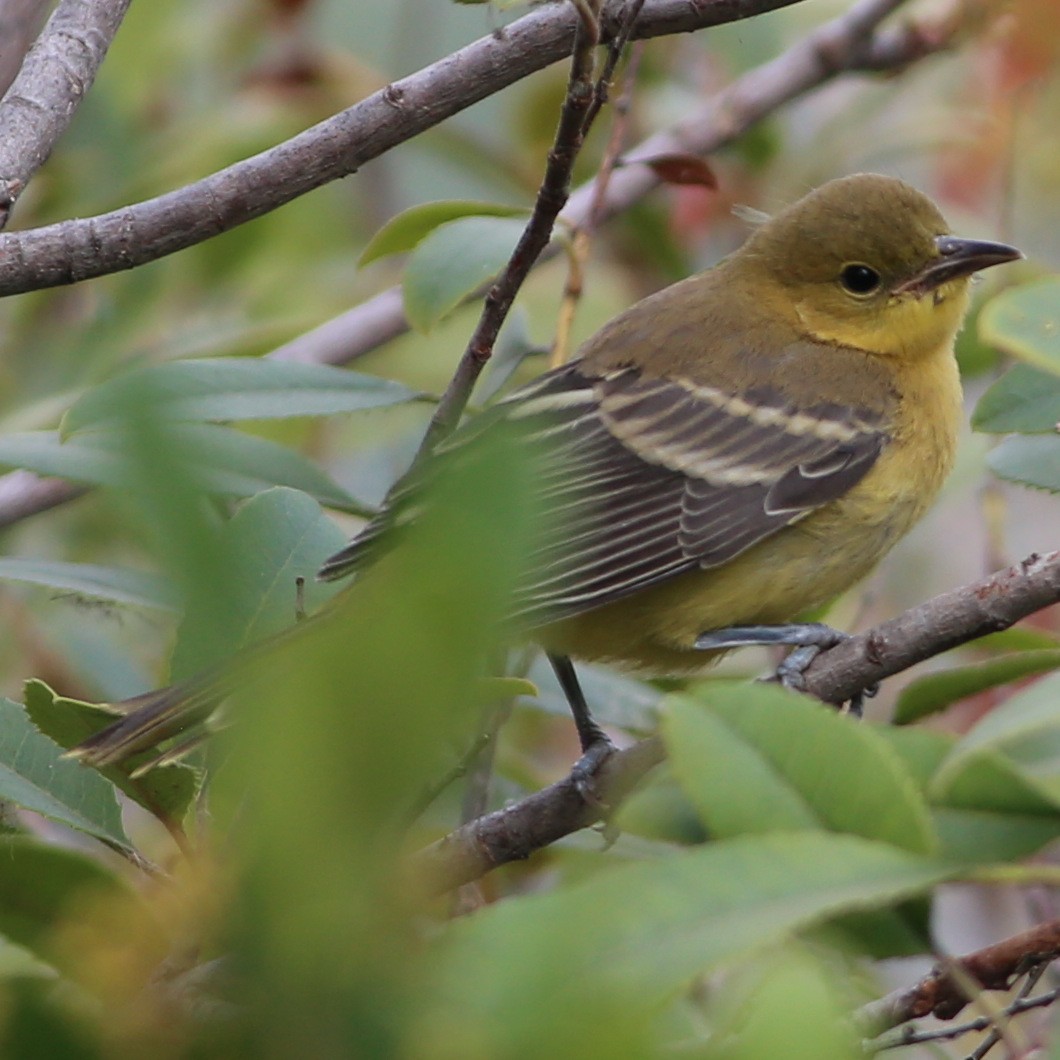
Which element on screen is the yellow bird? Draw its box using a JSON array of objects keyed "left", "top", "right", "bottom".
[{"left": 73, "top": 173, "right": 1020, "bottom": 771}]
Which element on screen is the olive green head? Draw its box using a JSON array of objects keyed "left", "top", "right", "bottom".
[{"left": 736, "top": 173, "right": 1020, "bottom": 359}]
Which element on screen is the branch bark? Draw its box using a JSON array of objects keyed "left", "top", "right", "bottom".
[
  {"left": 0, "top": 0, "right": 805, "bottom": 296},
  {"left": 0, "top": 0, "right": 132, "bottom": 227},
  {"left": 270, "top": 0, "right": 943, "bottom": 366},
  {"left": 412, "top": 551, "right": 1060, "bottom": 895}
]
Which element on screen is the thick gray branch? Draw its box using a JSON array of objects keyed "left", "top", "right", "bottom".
[
  {"left": 0, "top": 0, "right": 803, "bottom": 293},
  {"left": 0, "top": 0, "right": 132, "bottom": 227}
]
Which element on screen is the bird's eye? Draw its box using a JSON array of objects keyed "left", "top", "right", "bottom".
[{"left": 839, "top": 263, "right": 882, "bottom": 296}]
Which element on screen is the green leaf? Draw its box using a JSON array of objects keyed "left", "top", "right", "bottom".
[
  {"left": 0, "top": 558, "right": 177, "bottom": 611},
  {"left": 979, "top": 278, "right": 1060, "bottom": 374},
  {"left": 0, "top": 836, "right": 163, "bottom": 986},
  {"left": 171, "top": 487, "right": 349, "bottom": 679},
  {"left": 429, "top": 833, "right": 960, "bottom": 1055},
  {"left": 359, "top": 200, "right": 529, "bottom": 267},
  {"left": 476, "top": 307, "right": 546, "bottom": 403},
  {"left": 935, "top": 670, "right": 1060, "bottom": 799},
  {"left": 528, "top": 656, "right": 662, "bottom": 732},
  {"left": 0, "top": 425, "right": 364, "bottom": 512},
  {"left": 895, "top": 651, "right": 1060, "bottom": 724},
  {"left": 972, "top": 364, "right": 1060, "bottom": 433},
  {"left": 403, "top": 216, "right": 527, "bottom": 332},
  {"left": 0, "top": 698, "right": 128, "bottom": 849},
  {"left": 23, "top": 680, "right": 198, "bottom": 825},
  {"left": 986, "top": 434, "right": 1060, "bottom": 493},
  {"left": 663, "top": 684, "right": 935, "bottom": 853},
  {"left": 61, "top": 358, "right": 422, "bottom": 435}
]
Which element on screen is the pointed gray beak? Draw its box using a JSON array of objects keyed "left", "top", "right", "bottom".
[{"left": 894, "top": 236, "right": 1022, "bottom": 297}]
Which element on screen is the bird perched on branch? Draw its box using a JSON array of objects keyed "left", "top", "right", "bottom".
[{"left": 71, "top": 173, "right": 1020, "bottom": 775}]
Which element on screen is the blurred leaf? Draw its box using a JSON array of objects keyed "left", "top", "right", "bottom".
[
  {"left": 935, "top": 670, "right": 1060, "bottom": 799},
  {"left": 664, "top": 684, "right": 934, "bottom": 853},
  {"left": 974, "top": 627, "right": 1060, "bottom": 652},
  {"left": 427, "top": 833, "right": 959, "bottom": 1055},
  {"left": 972, "top": 364, "right": 1060, "bottom": 433},
  {"left": 359, "top": 200, "right": 529, "bottom": 266},
  {"left": 895, "top": 651, "right": 1060, "bottom": 724},
  {"left": 0, "top": 837, "right": 145, "bottom": 980},
  {"left": 172, "top": 487, "right": 349, "bottom": 679},
  {"left": 979, "top": 278, "right": 1060, "bottom": 374},
  {"left": 0, "top": 425, "right": 364, "bottom": 512},
  {"left": 0, "top": 558, "right": 177, "bottom": 612},
  {"left": 0, "top": 698, "right": 128, "bottom": 850},
  {"left": 634, "top": 153, "right": 718, "bottom": 188},
  {"left": 23, "top": 680, "right": 198, "bottom": 825},
  {"left": 61, "top": 358, "right": 423, "bottom": 435},
  {"left": 403, "top": 216, "right": 526, "bottom": 332},
  {"left": 986, "top": 433, "right": 1060, "bottom": 492}
]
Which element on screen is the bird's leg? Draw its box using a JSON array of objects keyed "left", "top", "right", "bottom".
[
  {"left": 694, "top": 622, "right": 877, "bottom": 717},
  {"left": 548, "top": 653, "right": 616, "bottom": 802}
]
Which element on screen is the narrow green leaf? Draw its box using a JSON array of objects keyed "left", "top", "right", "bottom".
[
  {"left": 0, "top": 558, "right": 177, "bottom": 611},
  {"left": 0, "top": 425, "right": 364, "bottom": 512},
  {"left": 986, "top": 434, "right": 1060, "bottom": 493},
  {"left": 0, "top": 698, "right": 128, "bottom": 849},
  {"left": 23, "top": 680, "right": 198, "bottom": 825},
  {"left": 359, "top": 200, "right": 528, "bottom": 267},
  {"left": 972, "top": 364, "right": 1060, "bottom": 433},
  {"left": 429, "top": 833, "right": 960, "bottom": 1055},
  {"left": 978, "top": 277, "right": 1060, "bottom": 374},
  {"left": 403, "top": 216, "right": 527, "bottom": 332},
  {"left": 665, "top": 683, "right": 935, "bottom": 853},
  {"left": 61, "top": 358, "right": 422, "bottom": 435},
  {"left": 895, "top": 651, "right": 1060, "bottom": 724},
  {"left": 935, "top": 670, "right": 1060, "bottom": 798}
]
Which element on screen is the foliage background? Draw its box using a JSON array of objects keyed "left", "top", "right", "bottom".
[{"left": 0, "top": 0, "right": 1057, "bottom": 1056}]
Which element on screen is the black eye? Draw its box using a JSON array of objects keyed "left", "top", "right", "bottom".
[{"left": 840, "top": 263, "right": 881, "bottom": 295}]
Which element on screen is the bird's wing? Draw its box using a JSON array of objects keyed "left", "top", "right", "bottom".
[
  {"left": 318, "top": 361, "right": 889, "bottom": 622},
  {"left": 504, "top": 363, "right": 888, "bottom": 623}
]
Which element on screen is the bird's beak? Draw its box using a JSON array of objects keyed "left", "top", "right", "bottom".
[{"left": 894, "top": 236, "right": 1022, "bottom": 297}]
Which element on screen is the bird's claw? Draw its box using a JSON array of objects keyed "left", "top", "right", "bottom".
[{"left": 570, "top": 735, "right": 617, "bottom": 808}]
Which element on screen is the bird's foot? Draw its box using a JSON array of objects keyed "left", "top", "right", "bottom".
[
  {"left": 695, "top": 622, "right": 875, "bottom": 717},
  {"left": 570, "top": 732, "right": 617, "bottom": 808}
]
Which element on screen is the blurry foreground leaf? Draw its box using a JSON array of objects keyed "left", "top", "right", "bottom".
[{"left": 61, "top": 358, "right": 423, "bottom": 434}]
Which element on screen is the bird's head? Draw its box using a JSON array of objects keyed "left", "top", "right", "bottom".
[{"left": 738, "top": 173, "right": 1021, "bottom": 361}]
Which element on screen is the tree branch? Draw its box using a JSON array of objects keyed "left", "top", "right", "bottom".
[
  {"left": 0, "top": 0, "right": 50, "bottom": 101},
  {"left": 0, "top": 0, "right": 804, "bottom": 296},
  {"left": 412, "top": 551, "right": 1060, "bottom": 895},
  {"left": 859, "top": 919, "right": 1060, "bottom": 1041},
  {"left": 0, "top": 0, "right": 132, "bottom": 227},
  {"left": 270, "top": 0, "right": 945, "bottom": 366}
]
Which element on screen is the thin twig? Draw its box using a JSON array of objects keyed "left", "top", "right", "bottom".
[{"left": 414, "top": 1, "right": 604, "bottom": 455}]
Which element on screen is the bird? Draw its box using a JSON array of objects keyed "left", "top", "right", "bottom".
[{"left": 69, "top": 173, "right": 1021, "bottom": 774}]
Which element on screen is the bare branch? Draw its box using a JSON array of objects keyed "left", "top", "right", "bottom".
[
  {"left": 859, "top": 920, "right": 1060, "bottom": 1041},
  {"left": 0, "top": 0, "right": 50, "bottom": 99},
  {"left": 0, "top": 0, "right": 806, "bottom": 297},
  {"left": 412, "top": 552, "right": 1060, "bottom": 894},
  {"left": 0, "top": 0, "right": 133, "bottom": 227},
  {"left": 271, "top": 0, "right": 944, "bottom": 367}
]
